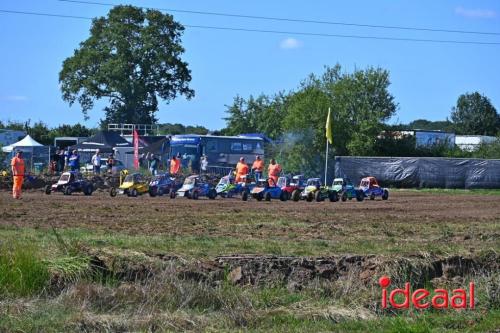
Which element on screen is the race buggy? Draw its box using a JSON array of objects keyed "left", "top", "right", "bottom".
[
  {"left": 359, "top": 176, "right": 389, "bottom": 200},
  {"left": 171, "top": 175, "right": 217, "bottom": 200},
  {"left": 278, "top": 175, "right": 306, "bottom": 201},
  {"left": 215, "top": 173, "right": 254, "bottom": 199},
  {"left": 45, "top": 171, "right": 94, "bottom": 196},
  {"left": 332, "top": 178, "right": 364, "bottom": 202},
  {"left": 110, "top": 172, "right": 149, "bottom": 197},
  {"left": 300, "top": 178, "right": 339, "bottom": 202},
  {"left": 248, "top": 178, "right": 288, "bottom": 201},
  {"left": 148, "top": 173, "right": 183, "bottom": 197}
]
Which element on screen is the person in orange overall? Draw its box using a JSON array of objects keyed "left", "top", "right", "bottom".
[
  {"left": 170, "top": 154, "right": 181, "bottom": 175},
  {"left": 11, "top": 150, "right": 25, "bottom": 199},
  {"left": 251, "top": 155, "right": 264, "bottom": 181},
  {"left": 267, "top": 158, "right": 282, "bottom": 186},
  {"left": 235, "top": 157, "right": 249, "bottom": 183}
]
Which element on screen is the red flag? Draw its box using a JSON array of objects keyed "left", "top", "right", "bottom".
[{"left": 133, "top": 129, "right": 139, "bottom": 170}]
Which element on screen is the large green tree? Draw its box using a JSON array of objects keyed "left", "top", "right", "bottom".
[
  {"left": 451, "top": 92, "right": 499, "bottom": 135},
  {"left": 60, "top": 5, "right": 194, "bottom": 125}
]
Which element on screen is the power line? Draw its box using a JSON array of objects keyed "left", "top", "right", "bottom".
[
  {"left": 58, "top": 0, "right": 500, "bottom": 36},
  {"left": 1, "top": 9, "right": 500, "bottom": 45}
]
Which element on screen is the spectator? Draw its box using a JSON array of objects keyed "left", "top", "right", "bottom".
[
  {"left": 149, "top": 154, "right": 160, "bottom": 176},
  {"left": 68, "top": 150, "right": 80, "bottom": 172},
  {"left": 91, "top": 149, "right": 101, "bottom": 175},
  {"left": 107, "top": 154, "right": 115, "bottom": 174},
  {"left": 201, "top": 155, "right": 208, "bottom": 174}
]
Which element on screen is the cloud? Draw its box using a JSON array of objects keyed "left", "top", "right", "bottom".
[
  {"left": 455, "top": 6, "right": 496, "bottom": 19},
  {"left": 0, "top": 95, "right": 28, "bottom": 101},
  {"left": 280, "top": 37, "right": 303, "bottom": 49}
]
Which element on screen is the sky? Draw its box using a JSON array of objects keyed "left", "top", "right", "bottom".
[{"left": 0, "top": 0, "right": 499, "bottom": 130}]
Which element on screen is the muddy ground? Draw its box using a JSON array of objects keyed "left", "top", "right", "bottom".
[{"left": 1, "top": 190, "right": 498, "bottom": 257}]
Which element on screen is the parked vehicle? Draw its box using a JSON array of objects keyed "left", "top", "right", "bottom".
[
  {"left": 300, "top": 178, "right": 339, "bottom": 202},
  {"left": 172, "top": 175, "right": 217, "bottom": 200},
  {"left": 278, "top": 175, "right": 306, "bottom": 202},
  {"left": 332, "top": 178, "right": 364, "bottom": 202},
  {"left": 109, "top": 172, "right": 149, "bottom": 197},
  {"left": 359, "top": 176, "right": 389, "bottom": 200},
  {"left": 148, "top": 173, "right": 183, "bottom": 197},
  {"left": 249, "top": 178, "right": 288, "bottom": 201},
  {"left": 45, "top": 171, "right": 93, "bottom": 196}
]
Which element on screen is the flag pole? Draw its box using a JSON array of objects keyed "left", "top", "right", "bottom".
[
  {"left": 324, "top": 137, "right": 329, "bottom": 185},
  {"left": 324, "top": 107, "right": 331, "bottom": 185}
]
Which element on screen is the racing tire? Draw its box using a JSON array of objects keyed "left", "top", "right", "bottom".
[
  {"left": 315, "top": 191, "right": 323, "bottom": 202},
  {"left": 110, "top": 187, "right": 117, "bottom": 197},
  {"left": 370, "top": 194, "right": 375, "bottom": 200},
  {"left": 329, "top": 191, "right": 339, "bottom": 202},
  {"left": 208, "top": 189, "right": 217, "bottom": 200},
  {"left": 256, "top": 193, "right": 263, "bottom": 201},
  {"left": 382, "top": 189, "right": 389, "bottom": 200},
  {"left": 45, "top": 185, "right": 51, "bottom": 195},
  {"left": 306, "top": 193, "right": 313, "bottom": 202},
  {"left": 192, "top": 191, "right": 199, "bottom": 200},
  {"left": 356, "top": 190, "right": 364, "bottom": 202},
  {"left": 241, "top": 191, "right": 249, "bottom": 201},
  {"left": 84, "top": 184, "right": 93, "bottom": 196},
  {"left": 149, "top": 187, "right": 157, "bottom": 197},
  {"left": 341, "top": 192, "right": 347, "bottom": 202},
  {"left": 264, "top": 192, "right": 271, "bottom": 202},
  {"left": 64, "top": 186, "right": 72, "bottom": 196},
  {"left": 291, "top": 189, "right": 300, "bottom": 202},
  {"left": 170, "top": 191, "right": 176, "bottom": 199},
  {"left": 130, "top": 188, "right": 138, "bottom": 197},
  {"left": 279, "top": 191, "right": 288, "bottom": 201}
]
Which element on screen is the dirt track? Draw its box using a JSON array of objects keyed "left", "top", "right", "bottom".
[{"left": 1, "top": 190, "right": 498, "bottom": 257}]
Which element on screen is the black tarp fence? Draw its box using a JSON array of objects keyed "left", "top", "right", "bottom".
[{"left": 334, "top": 156, "right": 500, "bottom": 189}]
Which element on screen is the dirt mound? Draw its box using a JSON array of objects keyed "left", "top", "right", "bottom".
[{"left": 84, "top": 251, "right": 499, "bottom": 290}]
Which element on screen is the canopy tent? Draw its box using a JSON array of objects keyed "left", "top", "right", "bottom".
[
  {"left": 2, "top": 135, "right": 43, "bottom": 153},
  {"left": 2, "top": 135, "right": 49, "bottom": 173},
  {"left": 70, "top": 131, "right": 132, "bottom": 153}
]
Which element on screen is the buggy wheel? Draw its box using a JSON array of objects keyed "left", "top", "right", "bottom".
[
  {"left": 130, "top": 188, "right": 138, "bottom": 197},
  {"left": 149, "top": 186, "right": 157, "bottom": 197},
  {"left": 110, "top": 187, "right": 117, "bottom": 197},
  {"left": 306, "top": 193, "right": 313, "bottom": 202},
  {"left": 264, "top": 192, "right": 271, "bottom": 201},
  {"left": 291, "top": 189, "right": 300, "bottom": 202},
  {"left": 208, "top": 189, "right": 217, "bottom": 200},
  {"left": 279, "top": 191, "right": 288, "bottom": 201},
  {"left": 356, "top": 190, "right": 364, "bottom": 202},
  {"left": 241, "top": 191, "right": 248, "bottom": 201},
  {"left": 329, "top": 191, "right": 339, "bottom": 202},
  {"left": 64, "top": 186, "right": 72, "bottom": 196},
  {"left": 84, "top": 184, "right": 93, "bottom": 196},
  {"left": 341, "top": 192, "right": 347, "bottom": 202},
  {"left": 170, "top": 191, "right": 176, "bottom": 199},
  {"left": 256, "top": 193, "right": 263, "bottom": 201},
  {"left": 382, "top": 189, "right": 389, "bottom": 200},
  {"left": 370, "top": 194, "right": 375, "bottom": 200},
  {"left": 192, "top": 191, "right": 199, "bottom": 200},
  {"left": 315, "top": 191, "right": 323, "bottom": 202},
  {"left": 45, "top": 185, "right": 51, "bottom": 195}
]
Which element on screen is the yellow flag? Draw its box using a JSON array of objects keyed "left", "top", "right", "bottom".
[{"left": 325, "top": 108, "right": 333, "bottom": 145}]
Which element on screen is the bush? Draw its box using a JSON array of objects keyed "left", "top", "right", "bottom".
[{"left": 0, "top": 241, "right": 50, "bottom": 296}]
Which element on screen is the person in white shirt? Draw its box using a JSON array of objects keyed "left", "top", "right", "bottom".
[
  {"left": 91, "top": 149, "right": 101, "bottom": 175},
  {"left": 201, "top": 155, "right": 208, "bottom": 174}
]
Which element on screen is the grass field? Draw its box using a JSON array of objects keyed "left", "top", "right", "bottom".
[{"left": 0, "top": 190, "right": 499, "bottom": 332}]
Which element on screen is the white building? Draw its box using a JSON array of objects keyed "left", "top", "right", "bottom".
[{"left": 455, "top": 135, "right": 497, "bottom": 151}]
